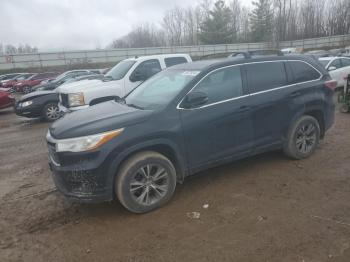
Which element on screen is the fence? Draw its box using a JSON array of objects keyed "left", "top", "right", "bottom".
[{"left": 1, "top": 34, "right": 350, "bottom": 71}]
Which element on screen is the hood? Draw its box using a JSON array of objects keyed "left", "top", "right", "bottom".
[
  {"left": 57, "top": 79, "right": 122, "bottom": 94},
  {"left": 49, "top": 100, "right": 153, "bottom": 139},
  {"left": 16, "top": 80, "right": 30, "bottom": 86},
  {"left": 34, "top": 81, "right": 58, "bottom": 90},
  {"left": 19, "top": 90, "right": 57, "bottom": 101}
]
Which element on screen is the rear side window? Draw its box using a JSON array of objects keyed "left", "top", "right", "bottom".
[
  {"left": 246, "top": 62, "right": 287, "bottom": 93},
  {"left": 193, "top": 66, "right": 243, "bottom": 105},
  {"left": 289, "top": 61, "right": 321, "bottom": 83},
  {"left": 341, "top": 58, "right": 350, "bottom": 67},
  {"left": 164, "top": 57, "right": 188, "bottom": 67}
]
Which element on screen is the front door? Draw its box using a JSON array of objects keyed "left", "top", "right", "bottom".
[{"left": 179, "top": 65, "right": 254, "bottom": 171}]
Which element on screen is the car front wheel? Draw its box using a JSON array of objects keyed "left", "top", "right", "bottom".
[
  {"left": 283, "top": 115, "right": 320, "bottom": 159},
  {"left": 42, "top": 103, "right": 60, "bottom": 122},
  {"left": 23, "top": 86, "right": 31, "bottom": 94},
  {"left": 116, "top": 151, "right": 177, "bottom": 213}
]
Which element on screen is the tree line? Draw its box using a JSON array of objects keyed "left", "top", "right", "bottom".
[
  {"left": 109, "top": 0, "right": 350, "bottom": 49},
  {"left": 0, "top": 43, "right": 38, "bottom": 55}
]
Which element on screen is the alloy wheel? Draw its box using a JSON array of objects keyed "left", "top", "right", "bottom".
[
  {"left": 23, "top": 86, "right": 31, "bottom": 94},
  {"left": 46, "top": 105, "right": 60, "bottom": 120},
  {"left": 129, "top": 164, "right": 170, "bottom": 206},
  {"left": 295, "top": 122, "right": 317, "bottom": 154}
]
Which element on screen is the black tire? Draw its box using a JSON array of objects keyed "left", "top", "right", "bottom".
[
  {"left": 23, "top": 86, "right": 31, "bottom": 94},
  {"left": 116, "top": 151, "right": 177, "bottom": 213},
  {"left": 283, "top": 115, "right": 320, "bottom": 160},
  {"left": 42, "top": 102, "right": 60, "bottom": 122}
]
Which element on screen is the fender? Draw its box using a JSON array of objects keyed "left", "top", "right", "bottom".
[{"left": 286, "top": 101, "right": 325, "bottom": 140}]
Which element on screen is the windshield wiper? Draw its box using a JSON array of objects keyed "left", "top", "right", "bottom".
[{"left": 126, "top": 103, "right": 143, "bottom": 110}]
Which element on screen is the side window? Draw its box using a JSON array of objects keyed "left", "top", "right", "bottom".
[
  {"left": 341, "top": 59, "right": 350, "bottom": 67},
  {"left": 130, "top": 59, "right": 162, "bottom": 82},
  {"left": 193, "top": 66, "right": 243, "bottom": 105},
  {"left": 246, "top": 62, "right": 287, "bottom": 92},
  {"left": 164, "top": 57, "right": 188, "bottom": 67},
  {"left": 289, "top": 61, "right": 321, "bottom": 83},
  {"left": 329, "top": 59, "right": 342, "bottom": 70}
]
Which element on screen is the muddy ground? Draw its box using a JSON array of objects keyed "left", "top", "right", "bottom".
[{"left": 1, "top": 107, "right": 350, "bottom": 262}]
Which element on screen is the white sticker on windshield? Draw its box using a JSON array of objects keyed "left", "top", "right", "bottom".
[{"left": 182, "top": 71, "right": 200, "bottom": 76}]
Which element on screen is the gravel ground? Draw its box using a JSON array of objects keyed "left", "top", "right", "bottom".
[{"left": 1, "top": 106, "right": 350, "bottom": 262}]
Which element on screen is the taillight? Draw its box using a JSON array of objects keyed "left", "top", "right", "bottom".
[{"left": 325, "top": 80, "right": 337, "bottom": 91}]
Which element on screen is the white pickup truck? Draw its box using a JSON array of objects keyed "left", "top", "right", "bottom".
[
  {"left": 57, "top": 54, "right": 192, "bottom": 112},
  {"left": 319, "top": 57, "right": 350, "bottom": 87}
]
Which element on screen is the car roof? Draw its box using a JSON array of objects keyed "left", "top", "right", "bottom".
[{"left": 170, "top": 55, "right": 322, "bottom": 71}]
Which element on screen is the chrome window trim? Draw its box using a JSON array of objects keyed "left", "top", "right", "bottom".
[{"left": 176, "top": 60, "right": 323, "bottom": 110}]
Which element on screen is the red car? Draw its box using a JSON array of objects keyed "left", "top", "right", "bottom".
[
  {"left": 0, "top": 88, "right": 15, "bottom": 110},
  {"left": 15, "top": 72, "right": 59, "bottom": 93},
  {"left": 1, "top": 73, "right": 35, "bottom": 90}
]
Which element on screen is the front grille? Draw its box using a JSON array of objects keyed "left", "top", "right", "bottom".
[{"left": 60, "top": 93, "right": 69, "bottom": 108}]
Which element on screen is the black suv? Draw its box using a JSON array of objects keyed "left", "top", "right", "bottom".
[{"left": 47, "top": 55, "right": 336, "bottom": 213}]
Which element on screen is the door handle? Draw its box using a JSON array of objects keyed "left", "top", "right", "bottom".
[
  {"left": 290, "top": 91, "right": 301, "bottom": 97},
  {"left": 237, "top": 105, "right": 251, "bottom": 113}
]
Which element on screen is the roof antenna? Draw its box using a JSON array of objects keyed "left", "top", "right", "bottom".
[{"left": 135, "top": 55, "right": 138, "bottom": 59}]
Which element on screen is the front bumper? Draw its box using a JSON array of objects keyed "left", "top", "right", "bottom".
[
  {"left": 14, "top": 101, "right": 42, "bottom": 118},
  {"left": 47, "top": 138, "right": 115, "bottom": 203},
  {"left": 49, "top": 161, "right": 113, "bottom": 202}
]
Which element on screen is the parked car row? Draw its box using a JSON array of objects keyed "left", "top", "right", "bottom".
[
  {"left": 12, "top": 55, "right": 191, "bottom": 121},
  {"left": 14, "top": 70, "right": 105, "bottom": 121}
]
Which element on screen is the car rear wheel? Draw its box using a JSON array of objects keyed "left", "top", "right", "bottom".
[
  {"left": 116, "top": 151, "right": 177, "bottom": 213},
  {"left": 283, "top": 115, "right": 320, "bottom": 159},
  {"left": 23, "top": 86, "right": 31, "bottom": 94},
  {"left": 42, "top": 103, "right": 60, "bottom": 122}
]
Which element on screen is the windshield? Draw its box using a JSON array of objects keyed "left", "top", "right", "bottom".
[
  {"left": 125, "top": 69, "right": 198, "bottom": 110},
  {"left": 319, "top": 60, "right": 330, "bottom": 67},
  {"left": 1, "top": 74, "right": 20, "bottom": 80},
  {"left": 17, "top": 74, "right": 34, "bottom": 80},
  {"left": 105, "top": 60, "right": 136, "bottom": 80}
]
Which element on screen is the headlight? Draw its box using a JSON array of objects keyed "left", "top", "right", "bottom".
[
  {"left": 21, "top": 101, "right": 33, "bottom": 107},
  {"left": 68, "top": 92, "right": 85, "bottom": 107},
  {"left": 55, "top": 128, "right": 124, "bottom": 152}
]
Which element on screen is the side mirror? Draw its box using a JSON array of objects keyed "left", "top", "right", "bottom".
[
  {"left": 328, "top": 66, "right": 337, "bottom": 71},
  {"left": 182, "top": 91, "right": 208, "bottom": 109},
  {"left": 131, "top": 71, "right": 146, "bottom": 82}
]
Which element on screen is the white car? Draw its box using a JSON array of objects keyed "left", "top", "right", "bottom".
[
  {"left": 281, "top": 47, "right": 299, "bottom": 54},
  {"left": 57, "top": 54, "right": 192, "bottom": 113},
  {"left": 319, "top": 57, "right": 350, "bottom": 87}
]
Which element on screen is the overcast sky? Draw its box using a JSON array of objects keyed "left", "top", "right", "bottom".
[{"left": 0, "top": 0, "right": 252, "bottom": 52}]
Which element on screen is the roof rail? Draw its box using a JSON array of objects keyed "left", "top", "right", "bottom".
[{"left": 228, "top": 49, "right": 284, "bottom": 59}]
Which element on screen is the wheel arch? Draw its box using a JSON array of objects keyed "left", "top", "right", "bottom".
[
  {"left": 304, "top": 109, "right": 325, "bottom": 138},
  {"left": 287, "top": 105, "right": 325, "bottom": 140},
  {"left": 107, "top": 139, "right": 188, "bottom": 197}
]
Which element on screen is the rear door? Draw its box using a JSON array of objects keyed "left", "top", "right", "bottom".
[
  {"left": 244, "top": 61, "right": 292, "bottom": 150},
  {"left": 179, "top": 65, "right": 254, "bottom": 171}
]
